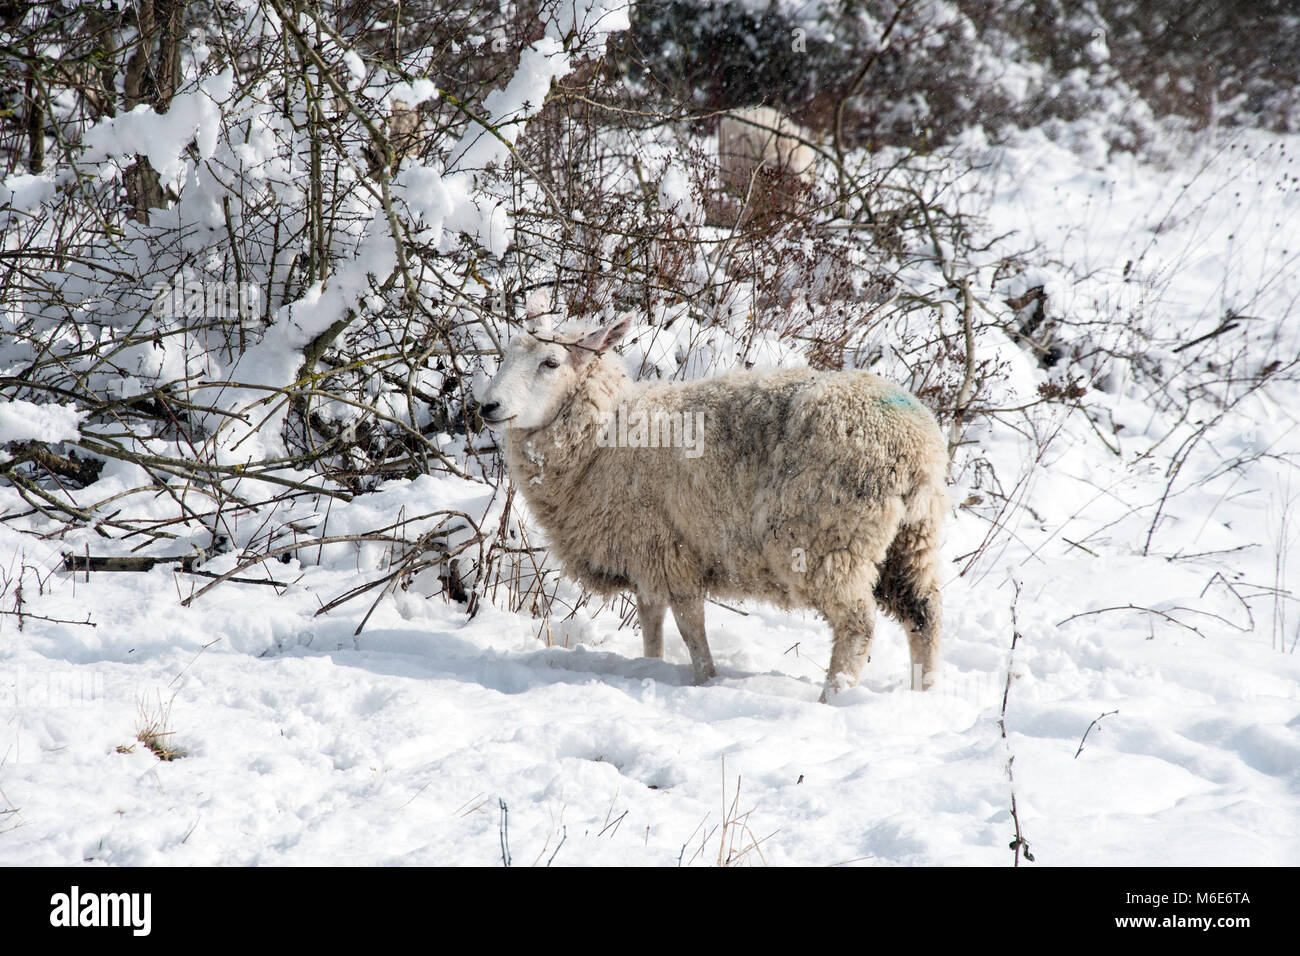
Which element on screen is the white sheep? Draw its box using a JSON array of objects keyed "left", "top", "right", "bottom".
[
  {"left": 478, "top": 318, "right": 949, "bottom": 701},
  {"left": 717, "top": 105, "right": 817, "bottom": 196}
]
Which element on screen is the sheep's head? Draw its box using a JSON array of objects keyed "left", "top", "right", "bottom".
[{"left": 478, "top": 317, "right": 631, "bottom": 431}]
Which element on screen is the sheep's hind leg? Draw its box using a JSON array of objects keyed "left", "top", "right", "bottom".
[
  {"left": 876, "top": 527, "right": 943, "bottom": 691},
  {"left": 899, "top": 583, "right": 941, "bottom": 691},
  {"left": 637, "top": 593, "right": 667, "bottom": 659},
  {"left": 670, "top": 597, "right": 716, "bottom": 684},
  {"left": 820, "top": 600, "right": 877, "bottom": 703}
]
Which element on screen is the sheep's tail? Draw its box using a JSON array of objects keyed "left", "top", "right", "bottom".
[
  {"left": 903, "top": 447, "right": 951, "bottom": 531},
  {"left": 896, "top": 464, "right": 947, "bottom": 596}
]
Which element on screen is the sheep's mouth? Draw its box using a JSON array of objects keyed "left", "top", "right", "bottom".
[{"left": 481, "top": 413, "right": 517, "bottom": 427}]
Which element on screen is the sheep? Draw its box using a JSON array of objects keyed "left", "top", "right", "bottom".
[
  {"left": 478, "top": 318, "right": 949, "bottom": 701},
  {"left": 717, "top": 105, "right": 817, "bottom": 197}
]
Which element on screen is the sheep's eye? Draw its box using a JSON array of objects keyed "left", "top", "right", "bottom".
[{"left": 540, "top": 356, "right": 561, "bottom": 370}]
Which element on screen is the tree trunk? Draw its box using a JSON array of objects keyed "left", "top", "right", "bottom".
[
  {"left": 23, "top": 47, "right": 44, "bottom": 173},
  {"left": 123, "top": 0, "right": 188, "bottom": 222}
]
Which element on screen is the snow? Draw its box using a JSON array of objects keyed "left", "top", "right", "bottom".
[
  {"left": 6, "top": 150, "right": 1300, "bottom": 860},
  {"left": 3, "top": 13, "right": 1300, "bottom": 867},
  {"left": 0, "top": 400, "right": 85, "bottom": 444},
  {"left": 0, "top": 173, "right": 56, "bottom": 229},
  {"left": 343, "top": 51, "right": 365, "bottom": 86},
  {"left": 437, "top": 0, "right": 631, "bottom": 252},
  {"left": 448, "top": 39, "right": 568, "bottom": 174},
  {"left": 385, "top": 79, "right": 440, "bottom": 108},
  {"left": 80, "top": 72, "right": 234, "bottom": 201}
]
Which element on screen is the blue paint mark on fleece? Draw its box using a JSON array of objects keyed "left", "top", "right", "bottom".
[{"left": 878, "top": 394, "right": 915, "bottom": 408}]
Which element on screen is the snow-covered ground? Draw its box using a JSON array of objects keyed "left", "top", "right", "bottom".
[{"left": 3, "top": 127, "right": 1298, "bottom": 866}]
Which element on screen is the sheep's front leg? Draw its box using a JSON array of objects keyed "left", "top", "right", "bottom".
[
  {"left": 637, "top": 593, "right": 667, "bottom": 659},
  {"left": 670, "top": 597, "right": 716, "bottom": 683}
]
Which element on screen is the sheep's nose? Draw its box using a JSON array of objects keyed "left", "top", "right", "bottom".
[{"left": 479, "top": 401, "right": 501, "bottom": 419}]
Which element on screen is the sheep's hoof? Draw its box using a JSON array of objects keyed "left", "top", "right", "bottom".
[
  {"left": 691, "top": 664, "right": 717, "bottom": 684},
  {"left": 818, "top": 672, "right": 856, "bottom": 703}
]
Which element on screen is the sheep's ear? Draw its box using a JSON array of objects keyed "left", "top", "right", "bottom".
[
  {"left": 573, "top": 316, "right": 632, "bottom": 355},
  {"left": 603, "top": 314, "right": 632, "bottom": 349}
]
